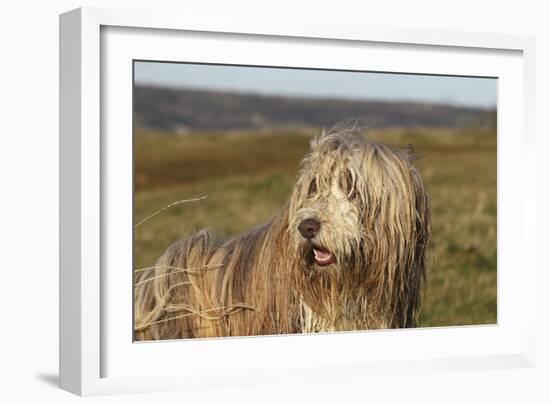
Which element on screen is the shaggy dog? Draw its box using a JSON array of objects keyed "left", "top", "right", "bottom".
[{"left": 134, "top": 127, "right": 430, "bottom": 340}]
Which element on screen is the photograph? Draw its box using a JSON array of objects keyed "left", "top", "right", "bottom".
[{"left": 132, "top": 61, "right": 497, "bottom": 341}]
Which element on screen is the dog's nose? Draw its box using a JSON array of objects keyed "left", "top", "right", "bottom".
[{"left": 298, "top": 218, "right": 321, "bottom": 239}]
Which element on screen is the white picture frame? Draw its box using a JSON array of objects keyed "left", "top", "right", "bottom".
[{"left": 59, "top": 6, "right": 537, "bottom": 396}]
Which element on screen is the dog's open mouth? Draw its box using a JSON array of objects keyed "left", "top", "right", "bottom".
[{"left": 312, "top": 245, "right": 335, "bottom": 266}]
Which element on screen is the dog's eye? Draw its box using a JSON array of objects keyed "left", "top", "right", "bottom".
[{"left": 308, "top": 179, "right": 317, "bottom": 196}]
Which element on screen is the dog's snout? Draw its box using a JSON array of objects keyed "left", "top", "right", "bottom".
[{"left": 298, "top": 218, "right": 321, "bottom": 239}]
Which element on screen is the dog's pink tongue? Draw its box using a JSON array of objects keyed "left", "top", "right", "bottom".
[{"left": 315, "top": 249, "right": 331, "bottom": 259}]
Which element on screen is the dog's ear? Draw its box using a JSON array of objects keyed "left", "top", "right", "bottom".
[{"left": 355, "top": 142, "right": 430, "bottom": 327}]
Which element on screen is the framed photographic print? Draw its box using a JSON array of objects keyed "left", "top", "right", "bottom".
[{"left": 59, "top": 6, "right": 537, "bottom": 396}]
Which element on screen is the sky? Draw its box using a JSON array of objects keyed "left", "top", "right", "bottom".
[{"left": 134, "top": 61, "right": 497, "bottom": 109}]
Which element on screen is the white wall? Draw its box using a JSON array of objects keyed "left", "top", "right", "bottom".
[{"left": 1, "top": 1, "right": 548, "bottom": 401}]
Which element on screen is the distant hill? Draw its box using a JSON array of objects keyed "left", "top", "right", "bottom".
[{"left": 134, "top": 85, "right": 497, "bottom": 132}]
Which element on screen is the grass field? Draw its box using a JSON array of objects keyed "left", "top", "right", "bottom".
[{"left": 134, "top": 127, "right": 497, "bottom": 328}]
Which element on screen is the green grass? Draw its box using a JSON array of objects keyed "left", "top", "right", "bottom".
[{"left": 134, "top": 127, "right": 497, "bottom": 327}]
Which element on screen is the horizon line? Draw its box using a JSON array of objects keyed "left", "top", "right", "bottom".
[{"left": 134, "top": 82, "right": 497, "bottom": 111}]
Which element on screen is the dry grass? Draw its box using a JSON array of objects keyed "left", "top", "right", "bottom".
[{"left": 134, "top": 127, "right": 497, "bottom": 327}]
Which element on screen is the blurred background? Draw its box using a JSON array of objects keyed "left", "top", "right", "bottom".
[{"left": 133, "top": 61, "right": 497, "bottom": 328}]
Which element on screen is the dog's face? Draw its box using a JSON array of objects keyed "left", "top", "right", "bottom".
[
  {"left": 289, "top": 132, "right": 367, "bottom": 269},
  {"left": 288, "top": 130, "right": 427, "bottom": 274}
]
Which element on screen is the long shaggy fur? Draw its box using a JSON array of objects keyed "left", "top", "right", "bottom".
[{"left": 134, "top": 127, "right": 430, "bottom": 340}]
